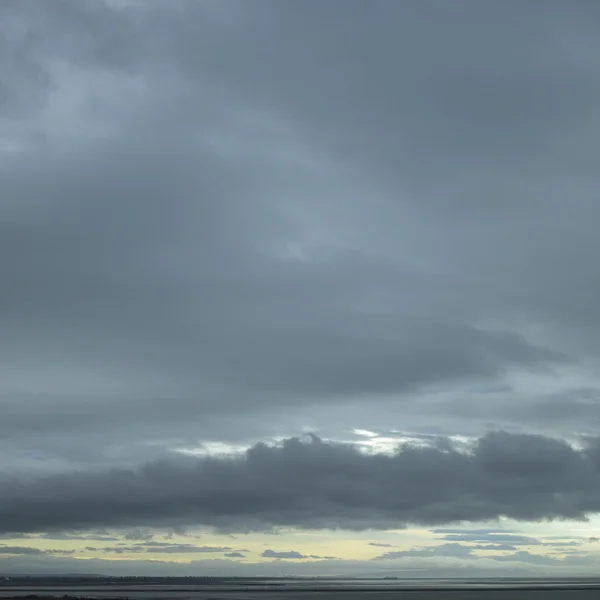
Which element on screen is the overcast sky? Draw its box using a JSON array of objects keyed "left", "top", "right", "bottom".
[{"left": 3, "top": 0, "right": 600, "bottom": 577}]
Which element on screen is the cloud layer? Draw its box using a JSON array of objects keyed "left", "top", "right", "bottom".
[
  {"left": 4, "top": 2, "right": 600, "bottom": 575},
  {"left": 2, "top": 432, "right": 600, "bottom": 533},
  {"left": 3, "top": 0, "right": 600, "bottom": 471}
]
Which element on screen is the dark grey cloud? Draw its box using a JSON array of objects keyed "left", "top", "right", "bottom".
[
  {"left": 123, "top": 528, "right": 154, "bottom": 541},
  {"left": 3, "top": 0, "right": 600, "bottom": 473},
  {"left": 437, "top": 534, "right": 542, "bottom": 546},
  {"left": 132, "top": 541, "right": 181, "bottom": 547},
  {"left": 489, "top": 550, "right": 594, "bottom": 567},
  {"left": 0, "top": 547, "right": 46, "bottom": 556},
  {"left": 40, "top": 532, "right": 119, "bottom": 541},
  {"left": 376, "top": 544, "right": 594, "bottom": 567},
  {"left": 224, "top": 552, "right": 245, "bottom": 558},
  {"left": 368, "top": 543, "right": 396, "bottom": 548},
  {"left": 1, "top": 432, "right": 600, "bottom": 534},
  {"left": 472, "top": 544, "right": 518, "bottom": 552},
  {"left": 0, "top": 546, "right": 73, "bottom": 556},
  {"left": 99, "top": 542, "right": 236, "bottom": 555},
  {"left": 376, "top": 542, "right": 526, "bottom": 560},
  {"left": 261, "top": 549, "right": 337, "bottom": 560},
  {"left": 430, "top": 528, "right": 520, "bottom": 535},
  {"left": 446, "top": 388, "right": 600, "bottom": 436},
  {"left": 261, "top": 549, "right": 306, "bottom": 560},
  {"left": 377, "top": 543, "right": 475, "bottom": 560},
  {"left": 144, "top": 545, "right": 232, "bottom": 554},
  {"left": 101, "top": 546, "right": 144, "bottom": 554}
]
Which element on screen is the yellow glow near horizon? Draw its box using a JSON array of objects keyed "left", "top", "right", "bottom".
[{"left": 2, "top": 521, "right": 600, "bottom": 568}]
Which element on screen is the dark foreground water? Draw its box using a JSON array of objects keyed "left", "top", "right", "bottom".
[{"left": 2, "top": 579, "right": 600, "bottom": 599}]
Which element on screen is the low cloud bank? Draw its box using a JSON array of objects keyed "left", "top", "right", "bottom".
[{"left": 2, "top": 431, "right": 600, "bottom": 533}]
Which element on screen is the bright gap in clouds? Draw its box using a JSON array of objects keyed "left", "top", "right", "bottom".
[{"left": 171, "top": 430, "right": 472, "bottom": 458}]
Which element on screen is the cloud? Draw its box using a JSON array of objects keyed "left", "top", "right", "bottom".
[
  {"left": 145, "top": 545, "right": 233, "bottom": 554},
  {"left": 0, "top": 546, "right": 73, "bottom": 556},
  {"left": 0, "top": 547, "right": 45, "bottom": 556},
  {"left": 437, "top": 534, "right": 542, "bottom": 545},
  {"left": 261, "top": 549, "right": 337, "bottom": 560},
  {"left": 123, "top": 528, "right": 154, "bottom": 541},
  {"left": 471, "top": 544, "right": 518, "bottom": 552},
  {"left": 262, "top": 549, "right": 306, "bottom": 560},
  {"left": 133, "top": 541, "right": 180, "bottom": 547},
  {"left": 2, "top": 432, "right": 600, "bottom": 533},
  {"left": 40, "top": 531, "right": 120, "bottom": 541},
  {"left": 3, "top": 0, "right": 600, "bottom": 478},
  {"left": 542, "top": 541, "right": 582, "bottom": 548},
  {"left": 224, "top": 552, "right": 245, "bottom": 558},
  {"left": 5, "top": 0, "right": 600, "bottom": 573},
  {"left": 488, "top": 550, "right": 584, "bottom": 567},
  {"left": 99, "top": 543, "right": 234, "bottom": 555},
  {"left": 0, "top": 551, "right": 569, "bottom": 578},
  {"left": 368, "top": 543, "right": 396, "bottom": 548},
  {"left": 377, "top": 543, "right": 475, "bottom": 560},
  {"left": 376, "top": 543, "right": 594, "bottom": 568},
  {"left": 101, "top": 546, "right": 144, "bottom": 554},
  {"left": 430, "top": 528, "right": 520, "bottom": 535}
]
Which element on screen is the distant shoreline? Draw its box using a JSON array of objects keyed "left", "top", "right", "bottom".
[
  {"left": 4, "top": 584, "right": 600, "bottom": 596},
  {"left": 1, "top": 596, "right": 132, "bottom": 600}
]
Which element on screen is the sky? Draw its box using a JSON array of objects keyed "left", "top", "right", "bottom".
[{"left": 3, "top": 0, "right": 600, "bottom": 578}]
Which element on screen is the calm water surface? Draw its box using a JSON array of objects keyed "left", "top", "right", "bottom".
[{"left": 2, "top": 579, "right": 600, "bottom": 599}]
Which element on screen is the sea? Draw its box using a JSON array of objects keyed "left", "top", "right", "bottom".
[{"left": 2, "top": 579, "right": 600, "bottom": 599}]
